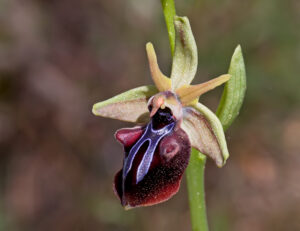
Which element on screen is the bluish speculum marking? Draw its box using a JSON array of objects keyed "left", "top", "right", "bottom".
[{"left": 122, "top": 119, "right": 175, "bottom": 184}]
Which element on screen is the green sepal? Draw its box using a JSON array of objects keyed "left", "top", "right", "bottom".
[
  {"left": 192, "top": 102, "right": 229, "bottom": 165},
  {"left": 170, "top": 16, "right": 198, "bottom": 90},
  {"left": 92, "top": 85, "right": 158, "bottom": 123},
  {"left": 216, "top": 45, "right": 247, "bottom": 131}
]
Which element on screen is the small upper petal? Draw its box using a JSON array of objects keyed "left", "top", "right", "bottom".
[
  {"left": 146, "top": 43, "right": 172, "bottom": 92},
  {"left": 176, "top": 74, "right": 231, "bottom": 106}
]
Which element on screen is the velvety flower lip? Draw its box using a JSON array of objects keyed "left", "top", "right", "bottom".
[
  {"left": 122, "top": 119, "right": 176, "bottom": 184},
  {"left": 114, "top": 119, "right": 191, "bottom": 209},
  {"left": 92, "top": 16, "right": 231, "bottom": 208}
]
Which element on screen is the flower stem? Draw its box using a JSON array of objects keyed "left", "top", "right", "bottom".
[
  {"left": 161, "top": 1, "right": 209, "bottom": 231},
  {"left": 186, "top": 150, "right": 209, "bottom": 231},
  {"left": 160, "top": 2, "right": 246, "bottom": 231},
  {"left": 160, "top": 0, "right": 176, "bottom": 56}
]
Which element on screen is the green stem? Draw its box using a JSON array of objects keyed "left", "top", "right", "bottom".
[
  {"left": 161, "top": 1, "right": 209, "bottom": 231},
  {"left": 161, "top": 2, "right": 246, "bottom": 231},
  {"left": 186, "top": 150, "right": 209, "bottom": 231},
  {"left": 161, "top": 0, "right": 176, "bottom": 56}
]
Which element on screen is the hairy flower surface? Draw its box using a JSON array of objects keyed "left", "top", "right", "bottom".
[{"left": 93, "top": 16, "right": 231, "bottom": 209}]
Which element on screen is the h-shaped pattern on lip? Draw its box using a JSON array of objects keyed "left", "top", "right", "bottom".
[{"left": 122, "top": 120, "right": 176, "bottom": 184}]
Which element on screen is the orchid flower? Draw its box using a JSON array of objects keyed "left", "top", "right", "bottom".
[{"left": 93, "top": 16, "right": 231, "bottom": 209}]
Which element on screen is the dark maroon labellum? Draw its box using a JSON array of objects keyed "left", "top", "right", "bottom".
[
  {"left": 122, "top": 120, "right": 175, "bottom": 184},
  {"left": 114, "top": 108, "right": 191, "bottom": 208}
]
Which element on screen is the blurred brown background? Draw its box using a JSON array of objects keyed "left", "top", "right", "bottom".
[{"left": 0, "top": 0, "right": 300, "bottom": 230}]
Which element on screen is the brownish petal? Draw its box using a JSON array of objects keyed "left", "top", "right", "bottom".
[{"left": 182, "top": 106, "right": 224, "bottom": 166}]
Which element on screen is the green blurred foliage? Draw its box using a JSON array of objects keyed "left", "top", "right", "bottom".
[{"left": 0, "top": 0, "right": 299, "bottom": 230}]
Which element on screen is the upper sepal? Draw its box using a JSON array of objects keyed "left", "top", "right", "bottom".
[
  {"left": 92, "top": 85, "right": 158, "bottom": 123},
  {"left": 170, "top": 16, "right": 198, "bottom": 90},
  {"left": 181, "top": 102, "right": 229, "bottom": 167}
]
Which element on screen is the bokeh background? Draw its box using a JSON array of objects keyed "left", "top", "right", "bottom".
[{"left": 0, "top": 0, "right": 300, "bottom": 230}]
